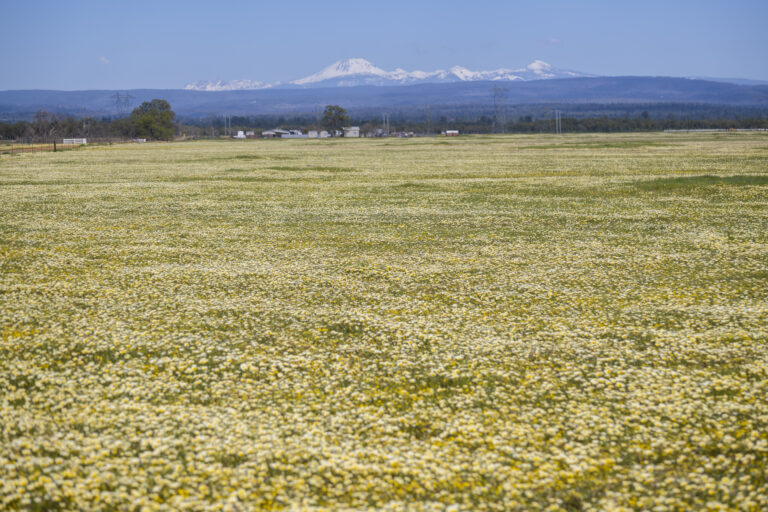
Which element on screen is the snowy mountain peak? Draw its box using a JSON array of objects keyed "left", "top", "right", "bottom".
[
  {"left": 449, "top": 66, "right": 477, "bottom": 81},
  {"left": 527, "top": 60, "right": 552, "bottom": 72},
  {"left": 185, "top": 59, "right": 593, "bottom": 91},
  {"left": 292, "top": 58, "right": 387, "bottom": 85},
  {"left": 183, "top": 79, "right": 272, "bottom": 92},
  {"left": 332, "top": 58, "right": 385, "bottom": 75}
]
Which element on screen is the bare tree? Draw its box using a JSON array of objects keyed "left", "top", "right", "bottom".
[{"left": 33, "top": 111, "right": 59, "bottom": 141}]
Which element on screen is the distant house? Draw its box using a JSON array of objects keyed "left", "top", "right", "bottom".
[
  {"left": 233, "top": 130, "right": 246, "bottom": 139},
  {"left": 261, "top": 129, "right": 284, "bottom": 138},
  {"left": 343, "top": 126, "right": 360, "bottom": 138},
  {"left": 261, "top": 129, "right": 289, "bottom": 138},
  {"left": 263, "top": 128, "right": 326, "bottom": 139},
  {"left": 281, "top": 129, "right": 309, "bottom": 139},
  {"left": 445, "top": 130, "right": 459, "bottom": 136}
]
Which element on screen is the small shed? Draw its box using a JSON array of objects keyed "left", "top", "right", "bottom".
[
  {"left": 445, "top": 130, "right": 459, "bottom": 136},
  {"left": 343, "top": 126, "right": 360, "bottom": 138}
]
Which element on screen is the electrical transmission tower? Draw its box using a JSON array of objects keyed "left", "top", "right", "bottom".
[
  {"left": 111, "top": 92, "right": 135, "bottom": 116},
  {"left": 222, "top": 114, "right": 232, "bottom": 136},
  {"left": 425, "top": 105, "right": 432, "bottom": 135},
  {"left": 554, "top": 110, "right": 563, "bottom": 134},
  {"left": 492, "top": 85, "right": 508, "bottom": 134}
]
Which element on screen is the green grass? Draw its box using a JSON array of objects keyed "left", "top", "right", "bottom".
[
  {"left": 634, "top": 173, "right": 768, "bottom": 190},
  {"left": 519, "top": 140, "right": 673, "bottom": 150}
]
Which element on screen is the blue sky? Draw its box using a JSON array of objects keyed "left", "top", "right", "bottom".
[{"left": 2, "top": 0, "right": 766, "bottom": 90}]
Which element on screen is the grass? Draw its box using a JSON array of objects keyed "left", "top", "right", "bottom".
[
  {"left": 1, "top": 132, "right": 767, "bottom": 511},
  {"left": 634, "top": 174, "right": 768, "bottom": 190}
]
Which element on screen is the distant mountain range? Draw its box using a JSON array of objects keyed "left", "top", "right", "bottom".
[
  {"left": 3, "top": 56, "right": 768, "bottom": 122},
  {"left": 3, "top": 76, "right": 768, "bottom": 121},
  {"left": 688, "top": 76, "right": 768, "bottom": 86},
  {"left": 184, "top": 58, "right": 592, "bottom": 91}
]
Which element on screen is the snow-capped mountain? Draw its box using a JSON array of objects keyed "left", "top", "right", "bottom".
[
  {"left": 292, "top": 58, "right": 390, "bottom": 85},
  {"left": 185, "top": 58, "right": 592, "bottom": 91},
  {"left": 183, "top": 79, "right": 272, "bottom": 92}
]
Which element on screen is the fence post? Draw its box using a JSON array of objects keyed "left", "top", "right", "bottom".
[{"left": 54, "top": 141, "right": 57, "bottom": 152}]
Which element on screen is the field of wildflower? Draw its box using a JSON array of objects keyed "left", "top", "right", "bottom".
[{"left": 1, "top": 132, "right": 767, "bottom": 511}]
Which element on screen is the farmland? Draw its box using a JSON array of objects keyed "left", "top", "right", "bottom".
[{"left": 1, "top": 133, "right": 768, "bottom": 510}]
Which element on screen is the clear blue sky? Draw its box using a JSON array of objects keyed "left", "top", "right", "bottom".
[{"left": 2, "top": 0, "right": 766, "bottom": 90}]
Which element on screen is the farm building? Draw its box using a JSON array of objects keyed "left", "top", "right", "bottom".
[
  {"left": 343, "top": 126, "right": 360, "bottom": 138},
  {"left": 445, "top": 130, "right": 459, "bottom": 136},
  {"left": 281, "top": 129, "right": 309, "bottom": 139},
  {"left": 261, "top": 129, "right": 308, "bottom": 138},
  {"left": 261, "top": 129, "right": 289, "bottom": 138}
]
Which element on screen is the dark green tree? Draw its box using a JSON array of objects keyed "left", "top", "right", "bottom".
[
  {"left": 321, "top": 105, "right": 349, "bottom": 136},
  {"left": 129, "top": 99, "right": 176, "bottom": 140}
]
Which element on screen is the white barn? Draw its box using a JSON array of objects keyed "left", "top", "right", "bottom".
[{"left": 343, "top": 126, "right": 360, "bottom": 138}]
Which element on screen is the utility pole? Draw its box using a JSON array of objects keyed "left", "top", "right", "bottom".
[
  {"left": 553, "top": 110, "right": 563, "bottom": 134},
  {"left": 425, "top": 105, "right": 432, "bottom": 135}
]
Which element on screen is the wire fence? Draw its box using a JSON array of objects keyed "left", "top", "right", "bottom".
[
  {"left": 0, "top": 137, "right": 140, "bottom": 155},
  {"left": 1, "top": 140, "right": 65, "bottom": 154}
]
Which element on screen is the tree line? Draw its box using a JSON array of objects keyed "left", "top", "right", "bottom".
[
  {"left": 3, "top": 102, "right": 767, "bottom": 141},
  {"left": 0, "top": 99, "right": 176, "bottom": 141},
  {"left": 184, "top": 113, "right": 768, "bottom": 136}
]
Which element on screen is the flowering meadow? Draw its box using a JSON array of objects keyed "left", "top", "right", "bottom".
[{"left": 1, "top": 133, "right": 767, "bottom": 511}]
